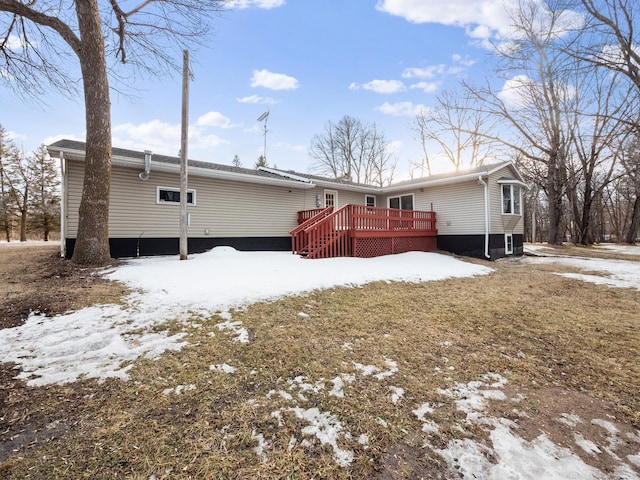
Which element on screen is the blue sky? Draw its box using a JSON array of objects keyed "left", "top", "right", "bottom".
[{"left": 2, "top": 0, "right": 518, "bottom": 179}]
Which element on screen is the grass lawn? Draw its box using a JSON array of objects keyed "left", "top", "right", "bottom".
[{"left": 1, "top": 244, "right": 639, "bottom": 478}]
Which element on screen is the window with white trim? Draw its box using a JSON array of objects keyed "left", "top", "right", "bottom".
[
  {"left": 505, "top": 233, "right": 514, "bottom": 255},
  {"left": 365, "top": 195, "right": 376, "bottom": 207},
  {"left": 501, "top": 184, "right": 521, "bottom": 215},
  {"left": 324, "top": 189, "right": 337, "bottom": 208},
  {"left": 388, "top": 194, "right": 414, "bottom": 210},
  {"left": 157, "top": 186, "right": 196, "bottom": 205}
]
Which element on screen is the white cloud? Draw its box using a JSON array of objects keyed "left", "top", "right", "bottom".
[
  {"left": 112, "top": 119, "right": 229, "bottom": 155},
  {"left": 410, "top": 81, "right": 439, "bottom": 93},
  {"left": 230, "top": 0, "right": 285, "bottom": 9},
  {"left": 376, "top": 102, "right": 427, "bottom": 117},
  {"left": 402, "top": 65, "right": 446, "bottom": 79},
  {"left": 273, "top": 141, "right": 306, "bottom": 153},
  {"left": 196, "top": 111, "right": 235, "bottom": 129},
  {"left": 376, "top": 0, "right": 514, "bottom": 39},
  {"left": 350, "top": 79, "right": 406, "bottom": 94},
  {"left": 497, "top": 75, "right": 534, "bottom": 109},
  {"left": 236, "top": 95, "right": 277, "bottom": 104},
  {"left": 251, "top": 69, "right": 299, "bottom": 90}
]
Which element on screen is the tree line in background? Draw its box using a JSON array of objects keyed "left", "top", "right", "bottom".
[
  {"left": 0, "top": 125, "right": 60, "bottom": 242},
  {"left": 307, "top": 1, "right": 639, "bottom": 246},
  {"left": 409, "top": 0, "right": 640, "bottom": 246}
]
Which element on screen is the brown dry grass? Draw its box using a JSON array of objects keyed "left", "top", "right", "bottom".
[{"left": 1, "top": 244, "right": 639, "bottom": 479}]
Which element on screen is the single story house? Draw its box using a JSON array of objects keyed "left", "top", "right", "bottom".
[{"left": 48, "top": 139, "right": 526, "bottom": 260}]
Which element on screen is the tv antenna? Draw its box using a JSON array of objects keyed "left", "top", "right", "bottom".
[{"left": 257, "top": 109, "right": 269, "bottom": 163}]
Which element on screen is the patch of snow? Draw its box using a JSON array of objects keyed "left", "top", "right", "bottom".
[
  {"left": 297, "top": 312, "right": 310, "bottom": 319},
  {"left": 251, "top": 430, "right": 270, "bottom": 460},
  {"left": 597, "top": 244, "right": 640, "bottom": 256},
  {"left": 558, "top": 413, "right": 582, "bottom": 427},
  {"left": 574, "top": 432, "right": 602, "bottom": 455},
  {"left": 438, "top": 418, "right": 617, "bottom": 480},
  {"left": 163, "top": 384, "right": 196, "bottom": 395},
  {"left": 209, "top": 363, "right": 237, "bottom": 374},
  {"left": 287, "top": 406, "right": 354, "bottom": 467},
  {"left": 328, "top": 376, "right": 345, "bottom": 398},
  {"left": 0, "top": 250, "right": 491, "bottom": 386},
  {"left": 523, "top": 256, "right": 640, "bottom": 291},
  {"left": 215, "top": 319, "right": 250, "bottom": 344},
  {"left": 389, "top": 386, "right": 404, "bottom": 404}
]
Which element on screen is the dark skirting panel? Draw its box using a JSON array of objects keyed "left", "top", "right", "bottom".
[
  {"left": 65, "top": 236, "right": 292, "bottom": 259},
  {"left": 437, "top": 234, "right": 523, "bottom": 260}
]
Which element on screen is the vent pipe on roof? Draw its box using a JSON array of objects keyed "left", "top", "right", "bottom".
[{"left": 139, "top": 150, "right": 153, "bottom": 180}]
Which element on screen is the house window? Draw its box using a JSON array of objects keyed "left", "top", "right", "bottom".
[
  {"left": 505, "top": 233, "right": 514, "bottom": 255},
  {"left": 365, "top": 195, "right": 376, "bottom": 207},
  {"left": 157, "top": 187, "right": 196, "bottom": 205},
  {"left": 324, "top": 189, "right": 338, "bottom": 208},
  {"left": 502, "top": 185, "right": 521, "bottom": 215},
  {"left": 388, "top": 194, "right": 414, "bottom": 210}
]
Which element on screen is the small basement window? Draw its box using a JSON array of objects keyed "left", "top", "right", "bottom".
[
  {"left": 505, "top": 233, "right": 514, "bottom": 255},
  {"left": 157, "top": 186, "right": 196, "bottom": 205}
]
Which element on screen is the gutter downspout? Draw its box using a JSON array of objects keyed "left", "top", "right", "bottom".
[
  {"left": 478, "top": 175, "right": 491, "bottom": 259},
  {"left": 59, "top": 152, "right": 66, "bottom": 259}
]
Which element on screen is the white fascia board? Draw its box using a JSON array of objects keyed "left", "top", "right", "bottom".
[
  {"left": 488, "top": 161, "right": 526, "bottom": 183},
  {"left": 114, "top": 155, "right": 316, "bottom": 189},
  {"left": 381, "top": 172, "right": 485, "bottom": 193},
  {"left": 258, "top": 166, "right": 312, "bottom": 184},
  {"left": 312, "top": 178, "right": 381, "bottom": 193},
  {"left": 497, "top": 178, "right": 529, "bottom": 188}
]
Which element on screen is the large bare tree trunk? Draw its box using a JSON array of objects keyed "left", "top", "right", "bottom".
[
  {"left": 71, "top": 0, "right": 112, "bottom": 265},
  {"left": 626, "top": 195, "right": 640, "bottom": 244},
  {"left": 547, "top": 155, "right": 565, "bottom": 245}
]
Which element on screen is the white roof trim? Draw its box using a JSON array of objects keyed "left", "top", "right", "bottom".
[{"left": 258, "top": 166, "right": 312, "bottom": 184}]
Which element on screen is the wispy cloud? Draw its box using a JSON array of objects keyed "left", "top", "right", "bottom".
[
  {"left": 376, "top": 102, "right": 428, "bottom": 117},
  {"left": 196, "top": 111, "right": 237, "bottom": 129},
  {"left": 251, "top": 69, "right": 299, "bottom": 90},
  {"left": 236, "top": 95, "right": 278, "bottom": 105},
  {"left": 229, "top": 0, "right": 285, "bottom": 9},
  {"left": 349, "top": 79, "right": 406, "bottom": 94}
]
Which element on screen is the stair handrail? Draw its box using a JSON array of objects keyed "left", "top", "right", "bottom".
[
  {"left": 303, "top": 204, "right": 353, "bottom": 259},
  {"left": 290, "top": 206, "right": 333, "bottom": 254}
]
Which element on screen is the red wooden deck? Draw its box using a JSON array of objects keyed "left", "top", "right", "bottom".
[{"left": 291, "top": 204, "right": 437, "bottom": 259}]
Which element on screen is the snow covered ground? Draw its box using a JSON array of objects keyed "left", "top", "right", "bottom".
[{"left": 1, "top": 247, "right": 639, "bottom": 478}]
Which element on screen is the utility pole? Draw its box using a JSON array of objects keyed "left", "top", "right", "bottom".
[
  {"left": 179, "top": 50, "right": 189, "bottom": 260},
  {"left": 257, "top": 110, "right": 269, "bottom": 164}
]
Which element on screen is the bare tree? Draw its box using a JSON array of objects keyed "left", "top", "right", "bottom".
[
  {"left": 412, "top": 91, "right": 497, "bottom": 173},
  {"left": 578, "top": 0, "right": 640, "bottom": 91},
  {"left": 0, "top": 0, "right": 226, "bottom": 264},
  {"left": 564, "top": 62, "right": 637, "bottom": 244},
  {"left": 310, "top": 115, "right": 396, "bottom": 186},
  {"left": 1, "top": 145, "right": 36, "bottom": 241},
  {"left": 463, "top": 0, "right": 584, "bottom": 245}
]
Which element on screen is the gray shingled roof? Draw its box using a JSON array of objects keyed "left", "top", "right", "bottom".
[
  {"left": 47, "top": 139, "right": 521, "bottom": 188},
  {"left": 47, "top": 139, "right": 304, "bottom": 183}
]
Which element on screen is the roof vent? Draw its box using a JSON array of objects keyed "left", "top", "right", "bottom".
[{"left": 139, "top": 150, "right": 153, "bottom": 181}]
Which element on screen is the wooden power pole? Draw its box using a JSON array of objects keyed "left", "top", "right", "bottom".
[{"left": 179, "top": 50, "right": 189, "bottom": 260}]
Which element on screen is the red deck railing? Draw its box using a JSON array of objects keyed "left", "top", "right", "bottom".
[
  {"left": 291, "top": 204, "right": 437, "bottom": 259},
  {"left": 290, "top": 207, "right": 333, "bottom": 255}
]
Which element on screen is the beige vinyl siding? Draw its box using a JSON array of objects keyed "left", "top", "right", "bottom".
[
  {"left": 417, "top": 180, "right": 485, "bottom": 235},
  {"left": 66, "top": 162, "right": 378, "bottom": 239},
  {"left": 67, "top": 161, "right": 311, "bottom": 238},
  {"left": 488, "top": 167, "right": 524, "bottom": 235}
]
